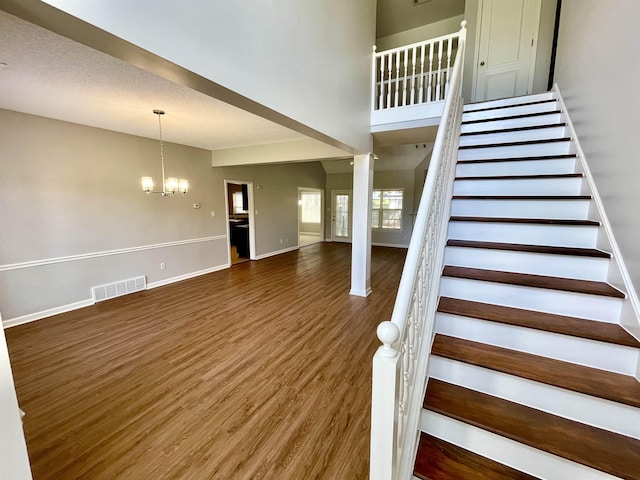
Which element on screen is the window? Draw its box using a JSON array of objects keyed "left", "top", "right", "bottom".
[
  {"left": 232, "top": 191, "right": 247, "bottom": 214},
  {"left": 372, "top": 189, "right": 403, "bottom": 230},
  {"left": 300, "top": 191, "right": 321, "bottom": 223}
]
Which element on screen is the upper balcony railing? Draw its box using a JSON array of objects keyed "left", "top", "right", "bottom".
[{"left": 371, "top": 23, "right": 466, "bottom": 127}]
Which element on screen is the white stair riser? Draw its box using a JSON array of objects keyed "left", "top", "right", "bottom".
[
  {"left": 458, "top": 141, "right": 573, "bottom": 161},
  {"left": 435, "top": 313, "right": 637, "bottom": 375},
  {"left": 456, "top": 158, "right": 577, "bottom": 177},
  {"left": 429, "top": 357, "right": 640, "bottom": 439},
  {"left": 459, "top": 126, "right": 568, "bottom": 147},
  {"left": 462, "top": 101, "right": 560, "bottom": 122},
  {"left": 463, "top": 92, "right": 556, "bottom": 112},
  {"left": 421, "top": 411, "right": 620, "bottom": 480},
  {"left": 448, "top": 221, "right": 598, "bottom": 248},
  {"left": 453, "top": 177, "right": 583, "bottom": 196},
  {"left": 439, "top": 276, "right": 623, "bottom": 323},
  {"left": 450, "top": 199, "right": 590, "bottom": 220},
  {"left": 444, "top": 246, "right": 609, "bottom": 281},
  {"left": 461, "top": 113, "right": 564, "bottom": 134}
]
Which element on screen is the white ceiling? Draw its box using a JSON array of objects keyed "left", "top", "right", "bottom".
[{"left": 0, "top": 10, "right": 307, "bottom": 151}]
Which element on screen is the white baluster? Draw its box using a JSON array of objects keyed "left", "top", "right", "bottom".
[
  {"left": 394, "top": 51, "right": 401, "bottom": 107},
  {"left": 410, "top": 47, "right": 417, "bottom": 105},
  {"left": 426, "top": 43, "right": 434, "bottom": 103},
  {"left": 402, "top": 49, "right": 409, "bottom": 106},
  {"left": 445, "top": 38, "right": 453, "bottom": 97},
  {"left": 386, "top": 53, "right": 392, "bottom": 109},
  {"left": 372, "top": 45, "right": 378, "bottom": 111},
  {"left": 419, "top": 45, "right": 426, "bottom": 104},
  {"left": 436, "top": 40, "right": 443, "bottom": 101},
  {"left": 378, "top": 52, "right": 384, "bottom": 110}
]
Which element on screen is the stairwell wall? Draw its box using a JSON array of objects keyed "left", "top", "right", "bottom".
[{"left": 553, "top": 0, "right": 640, "bottom": 299}]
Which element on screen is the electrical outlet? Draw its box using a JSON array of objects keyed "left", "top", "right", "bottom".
[
  {"left": 280, "top": 238, "right": 283, "bottom": 244},
  {"left": 160, "top": 262, "right": 166, "bottom": 270},
  {"left": 211, "top": 211, "right": 216, "bottom": 217}
]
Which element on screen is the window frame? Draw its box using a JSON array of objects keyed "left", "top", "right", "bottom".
[{"left": 371, "top": 188, "right": 404, "bottom": 232}]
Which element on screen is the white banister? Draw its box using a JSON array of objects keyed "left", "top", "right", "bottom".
[
  {"left": 370, "top": 20, "right": 467, "bottom": 480},
  {"left": 372, "top": 29, "right": 463, "bottom": 111}
]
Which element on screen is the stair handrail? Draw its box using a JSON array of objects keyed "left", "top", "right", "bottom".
[
  {"left": 372, "top": 26, "right": 464, "bottom": 111},
  {"left": 370, "top": 20, "right": 466, "bottom": 480}
]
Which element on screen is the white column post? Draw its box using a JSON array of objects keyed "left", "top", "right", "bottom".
[{"left": 350, "top": 153, "right": 374, "bottom": 297}]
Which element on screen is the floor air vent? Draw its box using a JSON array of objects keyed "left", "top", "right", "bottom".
[{"left": 92, "top": 276, "right": 146, "bottom": 303}]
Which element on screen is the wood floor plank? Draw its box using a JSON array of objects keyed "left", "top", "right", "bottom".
[
  {"left": 424, "top": 379, "right": 640, "bottom": 479},
  {"left": 5, "top": 243, "right": 406, "bottom": 480},
  {"left": 437, "top": 296, "right": 637, "bottom": 347},
  {"left": 431, "top": 334, "right": 640, "bottom": 408},
  {"left": 414, "top": 433, "right": 540, "bottom": 480},
  {"left": 442, "top": 266, "right": 625, "bottom": 298}
]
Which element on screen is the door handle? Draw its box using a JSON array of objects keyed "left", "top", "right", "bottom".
[{"left": 480, "top": 61, "right": 485, "bottom": 66}]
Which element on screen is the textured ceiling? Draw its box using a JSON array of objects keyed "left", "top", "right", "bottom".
[
  {"left": 376, "top": 0, "right": 465, "bottom": 38},
  {"left": 0, "top": 10, "right": 306, "bottom": 151}
]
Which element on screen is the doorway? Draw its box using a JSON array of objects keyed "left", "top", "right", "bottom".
[
  {"left": 331, "top": 190, "right": 352, "bottom": 243},
  {"left": 224, "top": 180, "right": 256, "bottom": 265},
  {"left": 473, "top": 0, "right": 541, "bottom": 102},
  {"left": 298, "top": 187, "right": 324, "bottom": 247}
]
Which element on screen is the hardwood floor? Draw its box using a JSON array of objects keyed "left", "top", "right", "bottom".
[{"left": 6, "top": 243, "right": 406, "bottom": 480}]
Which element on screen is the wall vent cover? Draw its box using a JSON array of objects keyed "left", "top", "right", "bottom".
[{"left": 92, "top": 276, "right": 146, "bottom": 303}]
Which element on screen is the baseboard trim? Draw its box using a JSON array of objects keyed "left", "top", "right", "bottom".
[
  {"left": 3, "top": 299, "right": 94, "bottom": 329},
  {"left": 373, "top": 242, "right": 410, "bottom": 249},
  {"left": 147, "top": 263, "right": 230, "bottom": 290},
  {"left": 2, "top": 262, "right": 231, "bottom": 329},
  {"left": 254, "top": 246, "right": 298, "bottom": 260},
  {"left": 350, "top": 287, "right": 372, "bottom": 297}
]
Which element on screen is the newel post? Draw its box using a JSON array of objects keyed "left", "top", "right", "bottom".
[{"left": 370, "top": 321, "right": 401, "bottom": 480}]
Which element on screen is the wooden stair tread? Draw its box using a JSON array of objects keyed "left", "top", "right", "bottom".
[
  {"left": 457, "top": 153, "right": 577, "bottom": 164},
  {"left": 442, "top": 265, "right": 625, "bottom": 298},
  {"left": 414, "top": 433, "right": 540, "bottom": 480},
  {"left": 455, "top": 173, "right": 582, "bottom": 181},
  {"left": 449, "top": 216, "right": 599, "bottom": 226},
  {"left": 462, "top": 99, "right": 557, "bottom": 114},
  {"left": 462, "top": 110, "right": 562, "bottom": 125},
  {"left": 452, "top": 195, "right": 591, "bottom": 200},
  {"left": 424, "top": 379, "right": 640, "bottom": 479},
  {"left": 459, "top": 137, "right": 571, "bottom": 150},
  {"left": 446, "top": 239, "right": 610, "bottom": 258},
  {"left": 460, "top": 122, "right": 566, "bottom": 137},
  {"left": 432, "top": 334, "right": 640, "bottom": 407}
]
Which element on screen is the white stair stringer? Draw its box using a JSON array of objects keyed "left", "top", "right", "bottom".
[
  {"left": 434, "top": 313, "right": 638, "bottom": 375},
  {"left": 428, "top": 356, "right": 640, "bottom": 439},
  {"left": 461, "top": 112, "right": 564, "bottom": 134},
  {"left": 455, "top": 156, "right": 577, "bottom": 177},
  {"left": 439, "top": 276, "right": 623, "bottom": 323},
  {"left": 463, "top": 92, "right": 556, "bottom": 112},
  {"left": 459, "top": 125, "right": 568, "bottom": 146},
  {"left": 444, "top": 246, "right": 609, "bottom": 281},
  {"left": 420, "top": 411, "right": 622, "bottom": 480},
  {"left": 450, "top": 198, "right": 591, "bottom": 219}
]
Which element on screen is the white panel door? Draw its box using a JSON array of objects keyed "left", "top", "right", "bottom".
[
  {"left": 474, "top": 0, "right": 541, "bottom": 102},
  {"left": 332, "top": 191, "right": 352, "bottom": 243}
]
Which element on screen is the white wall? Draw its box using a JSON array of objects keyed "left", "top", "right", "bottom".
[
  {"left": 0, "top": 313, "right": 32, "bottom": 480},
  {"left": 41, "top": 0, "right": 376, "bottom": 154},
  {"left": 554, "top": 0, "right": 640, "bottom": 298}
]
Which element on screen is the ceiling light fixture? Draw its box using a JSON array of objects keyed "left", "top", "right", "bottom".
[{"left": 141, "top": 110, "right": 188, "bottom": 196}]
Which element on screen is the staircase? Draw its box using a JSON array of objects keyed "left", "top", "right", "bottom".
[{"left": 414, "top": 92, "right": 640, "bottom": 479}]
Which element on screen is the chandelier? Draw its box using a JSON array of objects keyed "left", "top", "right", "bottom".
[{"left": 141, "top": 110, "right": 189, "bottom": 196}]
